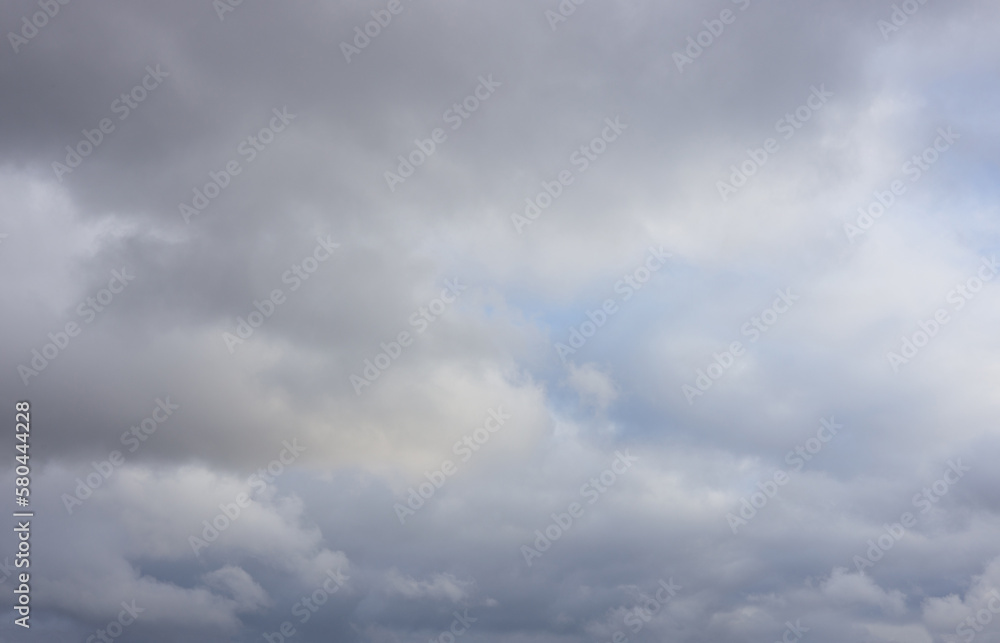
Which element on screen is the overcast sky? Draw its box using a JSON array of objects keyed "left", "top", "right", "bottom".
[{"left": 2, "top": 0, "right": 1000, "bottom": 641}]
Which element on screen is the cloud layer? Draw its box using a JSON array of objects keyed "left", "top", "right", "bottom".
[{"left": 2, "top": 0, "right": 1000, "bottom": 641}]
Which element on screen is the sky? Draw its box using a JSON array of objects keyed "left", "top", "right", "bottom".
[{"left": 1, "top": 0, "right": 1000, "bottom": 641}]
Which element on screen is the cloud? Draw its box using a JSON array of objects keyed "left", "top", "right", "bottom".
[
  {"left": 566, "top": 362, "right": 619, "bottom": 412},
  {"left": 201, "top": 566, "right": 271, "bottom": 612},
  {"left": 383, "top": 570, "right": 473, "bottom": 603},
  {"left": 2, "top": 0, "right": 1000, "bottom": 640}
]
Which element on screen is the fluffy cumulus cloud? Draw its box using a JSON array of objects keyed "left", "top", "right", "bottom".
[{"left": 1, "top": 0, "right": 999, "bottom": 640}]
